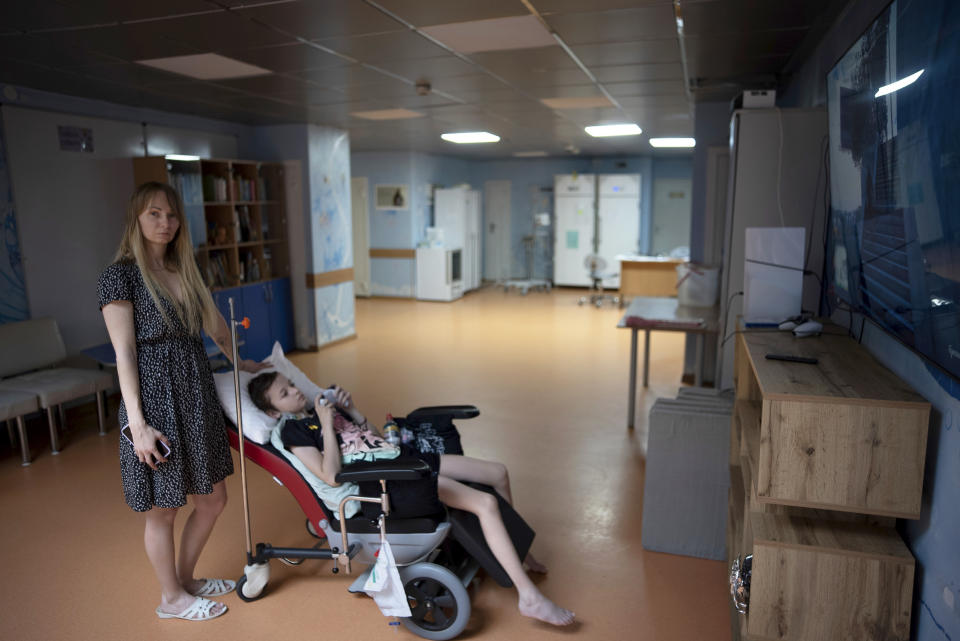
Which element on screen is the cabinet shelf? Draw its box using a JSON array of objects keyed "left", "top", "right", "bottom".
[
  {"left": 133, "top": 156, "right": 293, "bottom": 360},
  {"left": 728, "top": 326, "right": 929, "bottom": 641}
]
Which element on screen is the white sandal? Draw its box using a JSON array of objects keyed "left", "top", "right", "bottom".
[
  {"left": 190, "top": 578, "right": 236, "bottom": 597},
  {"left": 156, "top": 596, "right": 227, "bottom": 621}
]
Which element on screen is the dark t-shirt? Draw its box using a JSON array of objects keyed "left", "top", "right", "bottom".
[{"left": 280, "top": 409, "right": 443, "bottom": 519}]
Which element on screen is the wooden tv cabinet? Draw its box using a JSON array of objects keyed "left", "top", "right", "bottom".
[{"left": 728, "top": 327, "right": 930, "bottom": 641}]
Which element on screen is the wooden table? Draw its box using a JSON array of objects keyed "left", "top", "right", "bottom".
[
  {"left": 617, "top": 296, "right": 719, "bottom": 429},
  {"left": 617, "top": 256, "right": 686, "bottom": 298}
]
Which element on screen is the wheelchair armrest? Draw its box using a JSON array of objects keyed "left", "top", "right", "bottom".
[
  {"left": 335, "top": 456, "right": 431, "bottom": 484},
  {"left": 406, "top": 405, "right": 480, "bottom": 420}
]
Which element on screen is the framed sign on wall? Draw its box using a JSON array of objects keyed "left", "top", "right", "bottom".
[{"left": 375, "top": 184, "right": 408, "bottom": 210}]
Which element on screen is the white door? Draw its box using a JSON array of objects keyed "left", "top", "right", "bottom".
[
  {"left": 483, "top": 180, "right": 511, "bottom": 282},
  {"left": 650, "top": 178, "right": 692, "bottom": 255},
  {"left": 351, "top": 177, "right": 371, "bottom": 297}
]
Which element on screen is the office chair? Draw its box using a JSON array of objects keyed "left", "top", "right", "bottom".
[{"left": 578, "top": 255, "right": 620, "bottom": 308}]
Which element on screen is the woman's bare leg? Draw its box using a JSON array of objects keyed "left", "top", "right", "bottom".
[
  {"left": 145, "top": 507, "right": 225, "bottom": 616},
  {"left": 439, "top": 455, "right": 547, "bottom": 572},
  {"left": 437, "top": 476, "right": 574, "bottom": 626},
  {"left": 177, "top": 481, "right": 228, "bottom": 595}
]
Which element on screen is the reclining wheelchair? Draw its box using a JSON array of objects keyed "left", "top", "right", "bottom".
[{"left": 225, "top": 405, "right": 535, "bottom": 641}]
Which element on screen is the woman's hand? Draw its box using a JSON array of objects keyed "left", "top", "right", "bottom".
[
  {"left": 130, "top": 422, "right": 169, "bottom": 470},
  {"left": 238, "top": 358, "right": 269, "bottom": 373}
]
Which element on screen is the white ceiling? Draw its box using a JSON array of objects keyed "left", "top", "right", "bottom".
[{"left": 0, "top": 0, "right": 846, "bottom": 157}]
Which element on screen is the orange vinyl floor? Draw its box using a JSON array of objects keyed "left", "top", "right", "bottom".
[{"left": 0, "top": 287, "right": 731, "bottom": 641}]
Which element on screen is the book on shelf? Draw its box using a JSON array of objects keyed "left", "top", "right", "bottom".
[{"left": 236, "top": 206, "right": 251, "bottom": 242}]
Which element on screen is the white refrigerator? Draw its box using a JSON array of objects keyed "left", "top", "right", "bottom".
[
  {"left": 553, "top": 174, "right": 596, "bottom": 287},
  {"left": 434, "top": 187, "right": 481, "bottom": 291},
  {"left": 597, "top": 174, "right": 641, "bottom": 289}
]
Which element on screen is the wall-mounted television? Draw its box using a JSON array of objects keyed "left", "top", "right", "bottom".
[{"left": 826, "top": 0, "right": 960, "bottom": 378}]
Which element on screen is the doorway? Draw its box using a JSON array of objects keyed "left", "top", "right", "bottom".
[
  {"left": 351, "top": 176, "right": 370, "bottom": 297},
  {"left": 483, "top": 180, "right": 511, "bottom": 282}
]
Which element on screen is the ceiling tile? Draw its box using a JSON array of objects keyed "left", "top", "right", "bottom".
[
  {"left": 234, "top": 0, "right": 403, "bottom": 40},
  {"left": 314, "top": 30, "right": 449, "bottom": 63},
  {"left": 571, "top": 40, "right": 681, "bottom": 66},
  {"left": 371, "top": 54, "right": 482, "bottom": 80},
  {"left": 682, "top": 0, "right": 834, "bottom": 37},
  {"left": 375, "top": 0, "right": 527, "bottom": 27},
  {"left": 535, "top": 0, "right": 669, "bottom": 15},
  {"left": 217, "top": 73, "right": 323, "bottom": 96},
  {"left": 529, "top": 84, "right": 609, "bottom": 99},
  {"left": 35, "top": 23, "right": 203, "bottom": 62},
  {"left": 291, "top": 64, "right": 394, "bottom": 87},
  {"left": 604, "top": 79, "right": 686, "bottom": 98},
  {"left": 546, "top": 6, "right": 678, "bottom": 44},
  {"left": 591, "top": 63, "right": 683, "bottom": 83},
  {"left": 223, "top": 43, "right": 351, "bottom": 73},
  {"left": 0, "top": 33, "right": 120, "bottom": 68},
  {"left": 469, "top": 46, "right": 575, "bottom": 74},
  {"left": 429, "top": 73, "right": 510, "bottom": 94},
  {"left": 54, "top": 0, "right": 219, "bottom": 25},
  {"left": 149, "top": 11, "right": 295, "bottom": 52},
  {"left": 1, "top": 0, "right": 108, "bottom": 33}
]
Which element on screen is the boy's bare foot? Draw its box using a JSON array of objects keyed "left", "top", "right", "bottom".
[
  {"left": 519, "top": 593, "right": 575, "bottom": 626},
  {"left": 523, "top": 553, "right": 548, "bottom": 574}
]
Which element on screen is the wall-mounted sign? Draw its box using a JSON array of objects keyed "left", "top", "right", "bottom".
[{"left": 58, "top": 126, "right": 94, "bottom": 152}]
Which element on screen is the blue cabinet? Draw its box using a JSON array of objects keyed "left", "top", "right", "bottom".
[{"left": 208, "top": 278, "right": 293, "bottom": 362}]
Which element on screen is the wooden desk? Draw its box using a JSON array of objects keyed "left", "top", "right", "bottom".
[
  {"left": 617, "top": 296, "right": 719, "bottom": 429},
  {"left": 617, "top": 256, "right": 686, "bottom": 298}
]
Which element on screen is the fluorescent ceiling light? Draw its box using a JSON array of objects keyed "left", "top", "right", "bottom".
[
  {"left": 351, "top": 108, "right": 424, "bottom": 120},
  {"left": 422, "top": 15, "right": 554, "bottom": 53},
  {"left": 649, "top": 137, "right": 696, "bottom": 148},
  {"left": 137, "top": 53, "right": 271, "bottom": 80},
  {"left": 165, "top": 154, "right": 200, "bottom": 161},
  {"left": 513, "top": 151, "right": 549, "bottom": 157},
  {"left": 875, "top": 69, "right": 924, "bottom": 98},
  {"left": 585, "top": 123, "right": 642, "bottom": 137},
  {"left": 441, "top": 132, "right": 500, "bottom": 144}
]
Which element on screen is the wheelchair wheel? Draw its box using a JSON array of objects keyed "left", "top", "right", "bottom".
[
  {"left": 399, "top": 562, "right": 470, "bottom": 641},
  {"left": 236, "top": 562, "right": 270, "bottom": 602}
]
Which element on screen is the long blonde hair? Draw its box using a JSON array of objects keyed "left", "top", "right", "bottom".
[{"left": 114, "top": 182, "right": 218, "bottom": 335}]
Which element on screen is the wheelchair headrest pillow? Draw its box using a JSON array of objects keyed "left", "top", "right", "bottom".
[{"left": 213, "top": 341, "right": 323, "bottom": 444}]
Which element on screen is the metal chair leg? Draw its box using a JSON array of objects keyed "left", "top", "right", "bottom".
[
  {"left": 6, "top": 419, "right": 15, "bottom": 448},
  {"left": 96, "top": 391, "right": 107, "bottom": 435},
  {"left": 58, "top": 404, "right": 66, "bottom": 432},
  {"left": 16, "top": 416, "right": 30, "bottom": 466},
  {"left": 47, "top": 406, "right": 60, "bottom": 454}
]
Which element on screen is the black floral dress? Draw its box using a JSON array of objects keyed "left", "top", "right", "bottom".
[{"left": 97, "top": 260, "right": 233, "bottom": 512}]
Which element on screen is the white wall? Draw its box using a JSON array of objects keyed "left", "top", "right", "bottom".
[{"left": 2, "top": 105, "right": 237, "bottom": 354}]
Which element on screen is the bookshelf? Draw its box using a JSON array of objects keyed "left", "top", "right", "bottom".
[{"left": 133, "top": 157, "right": 290, "bottom": 291}]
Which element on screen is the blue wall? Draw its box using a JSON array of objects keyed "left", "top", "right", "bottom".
[
  {"left": 352, "top": 151, "right": 690, "bottom": 294},
  {"left": 781, "top": 1, "right": 959, "bottom": 638}
]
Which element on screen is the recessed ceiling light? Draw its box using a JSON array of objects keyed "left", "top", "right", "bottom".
[
  {"left": 542, "top": 96, "right": 612, "bottom": 109},
  {"left": 585, "top": 123, "right": 642, "bottom": 137},
  {"left": 136, "top": 53, "right": 271, "bottom": 80},
  {"left": 441, "top": 132, "right": 500, "bottom": 144},
  {"left": 513, "top": 151, "right": 549, "bottom": 157},
  {"left": 422, "top": 15, "right": 554, "bottom": 54},
  {"left": 165, "top": 154, "right": 200, "bottom": 161},
  {"left": 649, "top": 137, "right": 696, "bottom": 148},
  {"left": 351, "top": 108, "right": 425, "bottom": 120}
]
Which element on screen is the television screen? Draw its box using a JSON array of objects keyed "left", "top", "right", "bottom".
[{"left": 826, "top": 0, "right": 960, "bottom": 378}]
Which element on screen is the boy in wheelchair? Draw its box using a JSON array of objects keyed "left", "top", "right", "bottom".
[{"left": 248, "top": 371, "right": 575, "bottom": 627}]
